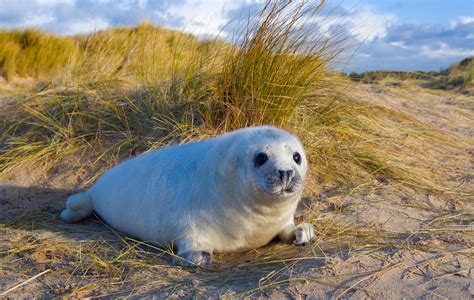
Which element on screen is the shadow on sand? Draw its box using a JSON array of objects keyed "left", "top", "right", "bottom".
[{"left": 0, "top": 183, "right": 332, "bottom": 298}]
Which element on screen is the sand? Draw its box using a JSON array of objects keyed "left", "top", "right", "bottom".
[{"left": 1, "top": 82, "right": 473, "bottom": 298}]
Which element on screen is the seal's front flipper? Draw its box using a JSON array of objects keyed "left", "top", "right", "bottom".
[
  {"left": 278, "top": 222, "right": 314, "bottom": 246},
  {"left": 293, "top": 223, "right": 314, "bottom": 246},
  {"left": 175, "top": 251, "right": 212, "bottom": 268},
  {"left": 60, "top": 191, "right": 93, "bottom": 223}
]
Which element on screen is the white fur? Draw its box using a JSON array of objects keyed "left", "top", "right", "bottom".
[{"left": 61, "top": 126, "right": 313, "bottom": 266}]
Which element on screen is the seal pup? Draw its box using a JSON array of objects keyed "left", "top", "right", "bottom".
[{"left": 61, "top": 126, "right": 314, "bottom": 267}]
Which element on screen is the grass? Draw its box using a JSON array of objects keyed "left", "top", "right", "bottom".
[
  {"left": 0, "top": 22, "right": 229, "bottom": 91},
  {"left": 202, "top": 1, "right": 345, "bottom": 129},
  {"left": 0, "top": 29, "right": 77, "bottom": 81},
  {"left": 0, "top": 1, "right": 466, "bottom": 192},
  {"left": 1, "top": 1, "right": 352, "bottom": 187},
  {"left": 1, "top": 193, "right": 471, "bottom": 297},
  {"left": 0, "top": 0, "right": 473, "bottom": 298},
  {"left": 349, "top": 56, "right": 474, "bottom": 94}
]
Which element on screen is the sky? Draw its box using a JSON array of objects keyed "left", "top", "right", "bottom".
[{"left": 0, "top": 0, "right": 473, "bottom": 72}]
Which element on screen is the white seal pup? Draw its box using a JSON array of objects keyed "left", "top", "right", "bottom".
[{"left": 61, "top": 126, "right": 314, "bottom": 267}]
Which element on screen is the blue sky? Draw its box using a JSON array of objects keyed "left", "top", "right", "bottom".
[{"left": 0, "top": 0, "right": 473, "bottom": 72}]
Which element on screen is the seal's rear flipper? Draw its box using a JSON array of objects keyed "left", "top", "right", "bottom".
[{"left": 60, "top": 191, "right": 93, "bottom": 223}]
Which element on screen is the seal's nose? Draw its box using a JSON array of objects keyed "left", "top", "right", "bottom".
[{"left": 278, "top": 169, "right": 294, "bottom": 185}]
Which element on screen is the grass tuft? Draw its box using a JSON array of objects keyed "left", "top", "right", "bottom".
[{"left": 203, "top": 1, "right": 345, "bottom": 130}]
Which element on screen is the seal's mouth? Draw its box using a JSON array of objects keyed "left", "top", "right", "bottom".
[
  {"left": 262, "top": 176, "right": 302, "bottom": 197},
  {"left": 266, "top": 187, "right": 297, "bottom": 197}
]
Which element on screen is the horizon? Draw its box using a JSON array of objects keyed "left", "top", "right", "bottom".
[{"left": 0, "top": 0, "right": 473, "bottom": 73}]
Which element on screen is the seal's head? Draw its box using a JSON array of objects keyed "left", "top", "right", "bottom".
[{"left": 234, "top": 127, "right": 307, "bottom": 199}]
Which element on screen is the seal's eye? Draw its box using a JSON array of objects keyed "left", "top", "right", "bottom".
[
  {"left": 254, "top": 152, "right": 268, "bottom": 167},
  {"left": 293, "top": 152, "right": 302, "bottom": 165}
]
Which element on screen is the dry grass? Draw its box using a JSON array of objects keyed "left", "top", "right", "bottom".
[
  {"left": 202, "top": 1, "right": 345, "bottom": 129},
  {"left": 0, "top": 29, "right": 77, "bottom": 80},
  {"left": 0, "top": 22, "right": 226, "bottom": 84},
  {"left": 1, "top": 1, "right": 351, "bottom": 187},
  {"left": 349, "top": 56, "right": 474, "bottom": 94},
  {"left": 1, "top": 0, "right": 473, "bottom": 298},
  {"left": 2, "top": 187, "right": 471, "bottom": 297}
]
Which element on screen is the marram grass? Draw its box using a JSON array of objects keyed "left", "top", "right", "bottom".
[
  {"left": 0, "top": 1, "right": 469, "bottom": 195},
  {"left": 0, "top": 1, "right": 345, "bottom": 186},
  {"left": 0, "top": 29, "right": 77, "bottom": 80}
]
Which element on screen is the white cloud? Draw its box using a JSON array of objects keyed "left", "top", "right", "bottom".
[
  {"left": 64, "top": 18, "right": 110, "bottom": 35},
  {"left": 390, "top": 41, "right": 408, "bottom": 49},
  {"left": 459, "top": 16, "right": 474, "bottom": 24},
  {"left": 21, "top": 13, "right": 55, "bottom": 27},
  {"left": 36, "top": 0, "right": 73, "bottom": 5},
  {"left": 313, "top": 5, "right": 397, "bottom": 42},
  {"left": 137, "top": 0, "right": 147, "bottom": 9},
  {"left": 421, "top": 43, "right": 474, "bottom": 58},
  {"left": 449, "top": 15, "right": 474, "bottom": 28},
  {"left": 164, "top": 0, "right": 242, "bottom": 37},
  {"left": 349, "top": 5, "right": 397, "bottom": 42}
]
